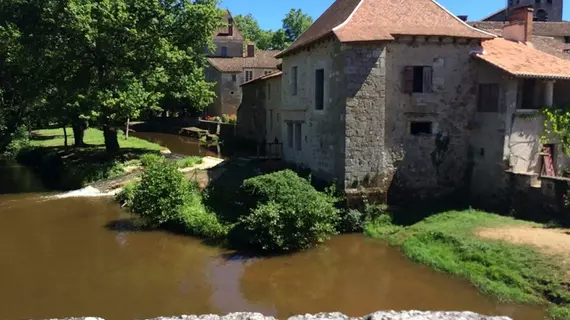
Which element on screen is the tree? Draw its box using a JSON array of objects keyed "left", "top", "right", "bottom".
[
  {"left": 270, "top": 29, "right": 291, "bottom": 50},
  {"left": 282, "top": 9, "right": 313, "bottom": 43}
]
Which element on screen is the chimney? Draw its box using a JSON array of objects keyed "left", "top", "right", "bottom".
[
  {"left": 228, "top": 18, "right": 234, "bottom": 36},
  {"left": 457, "top": 15, "right": 468, "bottom": 22},
  {"left": 247, "top": 43, "right": 255, "bottom": 57},
  {"left": 504, "top": 5, "right": 533, "bottom": 42}
]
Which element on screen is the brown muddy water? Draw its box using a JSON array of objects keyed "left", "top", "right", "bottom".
[
  {"left": 130, "top": 132, "right": 220, "bottom": 157},
  {"left": 0, "top": 134, "right": 547, "bottom": 320}
]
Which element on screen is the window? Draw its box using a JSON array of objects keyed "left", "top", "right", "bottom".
[
  {"left": 410, "top": 121, "right": 433, "bottom": 136},
  {"left": 267, "top": 83, "right": 271, "bottom": 100},
  {"left": 565, "top": 36, "right": 570, "bottom": 44},
  {"left": 287, "top": 122, "right": 293, "bottom": 148},
  {"left": 291, "top": 66, "right": 298, "bottom": 96},
  {"left": 232, "top": 74, "right": 237, "bottom": 82},
  {"left": 315, "top": 69, "right": 325, "bottom": 110},
  {"left": 295, "top": 123, "right": 302, "bottom": 151},
  {"left": 221, "top": 46, "right": 228, "bottom": 57},
  {"left": 403, "top": 66, "right": 433, "bottom": 93},
  {"left": 478, "top": 84, "right": 500, "bottom": 112},
  {"left": 245, "top": 70, "right": 253, "bottom": 82},
  {"left": 536, "top": 9, "right": 548, "bottom": 21},
  {"left": 269, "top": 110, "right": 273, "bottom": 131}
]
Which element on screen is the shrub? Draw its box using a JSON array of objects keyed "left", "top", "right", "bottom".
[
  {"left": 235, "top": 170, "right": 339, "bottom": 252},
  {"left": 3, "top": 126, "right": 30, "bottom": 157},
  {"left": 140, "top": 153, "right": 164, "bottom": 168},
  {"left": 131, "top": 162, "right": 192, "bottom": 227},
  {"left": 116, "top": 181, "right": 138, "bottom": 207},
  {"left": 339, "top": 209, "right": 366, "bottom": 233},
  {"left": 129, "top": 161, "right": 226, "bottom": 238},
  {"left": 176, "top": 156, "right": 203, "bottom": 169}
]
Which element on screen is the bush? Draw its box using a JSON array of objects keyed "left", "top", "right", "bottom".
[
  {"left": 129, "top": 161, "right": 226, "bottom": 238},
  {"left": 176, "top": 156, "right": 203, "bottom": 169},
  {"left": 131, "top": 162, "right": 192, "bottom": 227},
  {"left": 339, "top": 209, "right": 366, "bottom": 233},
  {"left": 140, "top": 153, "right": 164, "bottom": 168},
  {"left": 3, "top": 126, "right": 30, "bottom": 157},
  {"left": 235, "top": 170, "right": 339, "bottom": 252},
  {"left": 116, "top": 181, "right": 138, "bottom": 207}
]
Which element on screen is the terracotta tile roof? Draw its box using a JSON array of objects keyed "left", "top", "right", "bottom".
[
  {"left": 475, "top": 38, "right": 570, "bottom": 80},
  {"left": 208, "top": 50, "right": 281, "bottom": 72},
  {"left": 531, "top": 36, "right": 570, "bottom": 60},
  {"left": 277, "top": 0, "right": 493, "bottom": 58},
  {"left": 469, "top": 21, "right": 570, "bottom": 37},
  {"left": 241, "top": 71, "right": 282, "bottom": 87}
]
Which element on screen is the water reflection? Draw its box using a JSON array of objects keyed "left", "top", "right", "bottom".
[{"left": 130, "top": 132, "right": 219, "bottom": 157}]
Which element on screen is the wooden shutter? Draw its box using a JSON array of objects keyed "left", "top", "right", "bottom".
[
  {"left": 423, "top": 67, "right": 433, "bottom": 93},
  {"left": 403, "top": 66, "right": 414, "bottom": 93}
]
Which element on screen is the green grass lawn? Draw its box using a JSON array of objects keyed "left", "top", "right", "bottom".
[
  {"left": 365, "top": 210, "right": 570, "bottom": 319},
  {"left": 31, "top": 127, "right": 162, "bottom": 151},
  {"left": 18, "top": 127, "right": 164, "bottom": 189}
]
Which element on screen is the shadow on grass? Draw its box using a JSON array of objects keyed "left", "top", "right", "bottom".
[{"left": 30, "top": 134, "right": 65, "bottom": 141}]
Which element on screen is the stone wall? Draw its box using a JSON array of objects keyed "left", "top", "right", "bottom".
[
  {"left": 212, "top": 40, "right": 244, "bottom": 58},
  {"left": 382, "top": 38, "right": 483, "bottom": 201},
  {"left": 265, "top": 76, "right": 282, "bottom": 144},
  {"left": 237, "top": 81, "right": 266, "bottom": 143},
  {"left": 41, "top": 311, "right": 512, "bottom": 320},
  {"left": 280, "top": 38, "right": 347, "bottom": 182},
  {"left": 220, "top": 71, "right": 244, "bottom": 116}
]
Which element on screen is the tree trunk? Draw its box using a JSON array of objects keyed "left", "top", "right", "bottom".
[
  {"left": 71, "top": 121, "right": 86, "bottom": 147},
  {"left": 103, "top": 126, "right": 120, "bottom": 153},
  {"left": 63, "top": 127, "right": 68, "bottom": 147},
  {"left": 125, "top": 118, "right": 130, "bottom": 140}
]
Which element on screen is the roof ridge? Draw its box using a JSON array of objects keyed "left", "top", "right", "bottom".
[
  {"left": 431, "top": 0, "right": 496, "bottom": 38},
  {"left": 332, "top": 0, "right": 365, "bottom": 32}
]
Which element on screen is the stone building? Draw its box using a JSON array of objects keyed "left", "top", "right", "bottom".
[
  {"left": 236, "top": 71, "right": 283, "bottom": 144},
  {"left": 240, "top": 0, "right": 570, "bottom": 206},
  {"left": 481, "top": 0, "right": 563, "bottom": 22},
  {"left": 205, "top": 11, "right": 281, "bottom": 116}
]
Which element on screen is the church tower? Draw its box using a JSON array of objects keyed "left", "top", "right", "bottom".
[{"left": 507, "top": 0, "right": 563, "bottom": 22}]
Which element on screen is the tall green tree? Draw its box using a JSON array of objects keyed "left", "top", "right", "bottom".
[{"left": 282, "top": 9, "right": 313, "bottom": 42}]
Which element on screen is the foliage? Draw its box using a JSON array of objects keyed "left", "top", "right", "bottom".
[
  {"left": 140, "top": 153, "right": 165, "bottom": 168},
  {"left": 221, "top": 114, "right": 237, "bottom": 124},
  {"left": 541, "top": 105, "right": 570, "bottom": 155},
  {"left": 3, "top": 126, "right": 30, "bottom": 157},
  {"left": 116, "top": 181, "right": 138, "bottom": 208},
  {"left": 129, "top": 160, "right": 226, "bottom": 238},
  {"left": 176, "top": 156, "right": 203, "bottom": 169},
  {"left": 365, "top": 210, "right": 570, "bottom": 318},
  {"left": 282, "top": 9, "right": 313, "bottom": 42},
  {"left": 0, "top": 0, "right": 223, "bottom": 153},
  {"left": 235, "top": 170, "right": 339, "bottom": 252},
  {"left": 233, "top": 8, "right": 311, "bottom": 50}
]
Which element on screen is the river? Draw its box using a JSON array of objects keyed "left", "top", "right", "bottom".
[{"left": 0, "top": 133, "right": 547, "bottom": 320}]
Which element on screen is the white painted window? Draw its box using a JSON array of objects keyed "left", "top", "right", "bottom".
[
  {"left": 291, "top": 66, "right": 298, "bottom": 96},
  {"left": 245, "top": 70, "right": 253, "bottom": 82}
]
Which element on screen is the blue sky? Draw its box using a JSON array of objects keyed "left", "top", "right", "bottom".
[{"left": 219, "top": 0, "right": 568, "bottom": 30}]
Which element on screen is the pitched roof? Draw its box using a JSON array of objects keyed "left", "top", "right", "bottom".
[
  {"left": 475, "top": 38, "right": 570, "bottom": 80},
  {"left": 277, "top": 0, "right": 493, "bottom": 58},
  {"left": 208, "top": 50, "right": 282, "bottom": 72},
  {"left": 241, "top": 71, "right": 282, "bottom": 87},
  {"left": 480, "top": 8, "right": 507, "bottom": 21},
  {"left": 531, "top": 36, "right": 570, "bottom": 60},
  {"left": 469, "top": 21, "right": 570, "bottom": 37}
]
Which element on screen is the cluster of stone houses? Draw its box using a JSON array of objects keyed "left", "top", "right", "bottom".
[
  {"left": 234, "top": 0, "right": 570, "bottom": 209},
  {"left": 205, "top": 11, "right": 281, "bottom": 116}
]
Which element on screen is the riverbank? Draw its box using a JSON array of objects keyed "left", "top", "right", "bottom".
[
  {"left": 365, "top": 210, "right": 570, "bottom": 319},
  {"left": 15, "top": 128, "right": 167, "bottom": 190},
  {"left": 35, "top": 311, "right": 513, "bottom": 320}
]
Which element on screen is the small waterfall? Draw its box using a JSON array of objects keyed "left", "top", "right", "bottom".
[{"left": 49, "top": 186, "right": 122, "bottom": 199}]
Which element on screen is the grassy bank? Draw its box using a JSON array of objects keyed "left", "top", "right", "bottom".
[
  {"left": 18, "top": 128, "right": 164, "bottom": 189},
  {"left": 365, "top": 210, "right": 570, "bottom": 319}
]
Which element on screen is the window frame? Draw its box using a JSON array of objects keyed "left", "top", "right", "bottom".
[
  {"left": 315, "top": 69, "right": 325, "bottom": 111},
  {"left": 291, "top": 66, "right": 298, "bottom": 96},
  {"left": 477, "top": 83, "right": 500, "bottom": 113},
  {"left": 403, "top": 66, "right": 433, "bottom": 94},
  {"left": 245, "top": 69, "right": 253, "bottom": 82}
]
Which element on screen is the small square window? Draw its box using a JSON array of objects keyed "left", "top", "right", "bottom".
[{"left": 410, "top": 121, "right": 433, "bottom": 136}]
